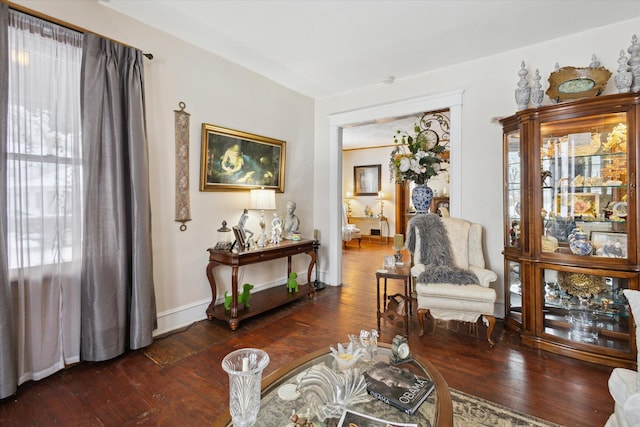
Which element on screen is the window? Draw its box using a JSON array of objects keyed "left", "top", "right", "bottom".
[{"left": 6, "top": 10, "right": 83, "bottom": 270}]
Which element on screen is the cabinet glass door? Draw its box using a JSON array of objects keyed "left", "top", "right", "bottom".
[
  {"left": 540, "top": 113, "right": 629, "bottom": 258},
  {"left": 505, "top": 129, "right": 521, "bottom": 249},
  {"left": 541, "top": 267, "right": 631, "bottom": 353},
  {"left": 506, "top": 260, "right": 522, "bottom": 326}
]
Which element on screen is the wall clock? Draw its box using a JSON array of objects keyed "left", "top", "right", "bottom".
[{"left": 417, "top": 129, "right": 439, "bottom": 150}]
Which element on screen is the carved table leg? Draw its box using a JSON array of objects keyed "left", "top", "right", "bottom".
[
  {"left": 306, "top": 250, "right": 316, "bottom": 298},
  {"left": 205, "top": 259, "right": 221, "bottom": 320},
  {"left": 229, "top": 266, "right": 239, "bottom": 328},
  {"left": 417, "top": 308, "right": 430, "bottom": 337}
]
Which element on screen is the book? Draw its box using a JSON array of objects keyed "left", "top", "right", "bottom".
[{"left": 362, "top": 361, "right": 435, "bottom": 415}]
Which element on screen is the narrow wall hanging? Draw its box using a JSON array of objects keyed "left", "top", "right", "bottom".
[{"left": 174, "top": 101, "right": 191, "bottom": 231}]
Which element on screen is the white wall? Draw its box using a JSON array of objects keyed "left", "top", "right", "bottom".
[
  {"left": 315, "top": 17, "right": 640, "bottom": 317},
  {"left": 14, "top": 0, "right": 315, "bottom": 335}
]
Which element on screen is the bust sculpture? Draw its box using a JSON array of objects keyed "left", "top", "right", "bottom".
[{"left": 282, "top": 201, "right": 300, "bottom": 238}]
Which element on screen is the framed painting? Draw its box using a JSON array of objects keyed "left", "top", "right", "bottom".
[
  {"left": 354, "top": 164, "right": 381, "bottom": 196},
  {"left": 591, "top": 231, "right": 627, "bottom": 258},
  {"left": 200, "top": 123, "right": 286, "bottom": 192},
  {"left": 555, "top": 193, "right": 599, "bottom": 218}
]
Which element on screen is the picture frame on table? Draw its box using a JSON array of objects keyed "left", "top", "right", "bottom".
[
  {"left": 590, "top": 231, "right": 627, "bottom": 258},
  {"left": 232, "top": 226, "right": 246, "bottom": 251},
  {"left": 354, "top": 164, "right": 381, "bottom": 196},
  {"left": 200, "top": 123, "right": 286, "bottom": 192}
]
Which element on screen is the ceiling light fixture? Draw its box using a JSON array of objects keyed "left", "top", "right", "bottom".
[{"left": 382, "top": 76, "right": 395, "bottom": 84}]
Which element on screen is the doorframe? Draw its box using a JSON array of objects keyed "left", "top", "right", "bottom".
[{"left": 328, "top": 90, "right": 464, "bottom": 286}]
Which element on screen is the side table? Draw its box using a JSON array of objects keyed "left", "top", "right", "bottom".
[{"left": 376, "top": 264, "right": 412, "bottom": 336}]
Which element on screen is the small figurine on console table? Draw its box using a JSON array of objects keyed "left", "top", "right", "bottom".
[{"left": 271, "top": 213, "right": 283, "bottom": 244}]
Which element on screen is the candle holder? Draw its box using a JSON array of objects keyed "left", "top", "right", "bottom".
[{"left": 222, "top": 348, "right": 270, "bottom": 427}]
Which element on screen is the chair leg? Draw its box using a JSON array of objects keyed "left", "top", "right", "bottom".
[
  {"left": 357, "top": 237, "right": 361, "bottom": 248},
  {"left": 417, "top": 308, "right": 430, "bottom": 336},
  {"left": 483, "top": 314, "right": 496, "bottom": 346}
]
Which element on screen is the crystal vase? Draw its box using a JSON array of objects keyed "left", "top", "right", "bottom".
[{"left": 221, "top": 348, "right": 270, "bottom": 427}]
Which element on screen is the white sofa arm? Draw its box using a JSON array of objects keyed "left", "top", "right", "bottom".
[
  {"left": 469, "top": 266, "right": 498, "bottom": 287},
  {"left": 624, "top": 392, "right": 640, "bottom": 425}
]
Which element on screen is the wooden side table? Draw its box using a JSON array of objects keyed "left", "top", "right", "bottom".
[{"left": 376, "top": 264, "right": 412, "bottom": 336}]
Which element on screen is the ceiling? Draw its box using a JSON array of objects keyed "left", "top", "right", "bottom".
[{"left": 100, "top": 0, "right": 640, "bottom": 148}]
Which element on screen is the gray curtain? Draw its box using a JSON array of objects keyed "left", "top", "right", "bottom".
[
  {"left": 0, "top": 3, "right": 18, "bottom": 400},
  {"left": 80, "top": 34, "right": 156, "bottom": 361}
]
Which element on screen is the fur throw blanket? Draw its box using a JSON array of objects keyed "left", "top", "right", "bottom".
[{"left": 406, "top": 214, "right": 479, "bottom": 285}]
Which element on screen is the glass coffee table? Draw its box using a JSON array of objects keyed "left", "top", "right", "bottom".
[{"left": 213, "top": 343, "right": 453, "bottom": 426}]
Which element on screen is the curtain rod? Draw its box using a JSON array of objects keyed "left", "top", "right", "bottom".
[{"left": 2, "top": 0, "right": 154, "bottom": 59}]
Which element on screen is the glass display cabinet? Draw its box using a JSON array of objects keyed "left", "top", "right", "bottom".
[{"left": 501, "top": 92, "right": 640, "bottom": 368}]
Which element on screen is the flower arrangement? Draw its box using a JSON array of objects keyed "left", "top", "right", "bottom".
[{"left": 389, "top": 116, "right": 447, "bottom": 185}]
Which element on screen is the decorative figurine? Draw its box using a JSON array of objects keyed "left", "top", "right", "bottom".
[
  {"left": 627, "top": 34, "right": 640, "bottom": 92},
  {"left": 515, "top": 60, "right": 531, "bottom": 111},
  {"left": 271, "top": 213, "right": 283, "bottom": 244},
  {"left": 223, "top": 283, "right": 254, "bottom": 310},
  {"left": 237, "top": 209, "right": 254, "bottom": 245},
  {"left": 531, "top": 69, "right": 544, "bottom": 108},
  {"left": 616, "top": 49, "right": 633, "bottom": 93},
  {"left": 282, "top": 201, "right": 300, "bottom": 239},
  {"left": 286, "top": 272, "right": 299, "bottom": 293}
]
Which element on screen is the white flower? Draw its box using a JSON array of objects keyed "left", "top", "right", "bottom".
[
  {"left": 409, "top": 159, "right": 424, "bottom": 174},
  {"left": 399, "top": 157, "right": 410, "bottom": 172},
  {"left": 415, "top": 150, "right": 428, "bottom": 159}
]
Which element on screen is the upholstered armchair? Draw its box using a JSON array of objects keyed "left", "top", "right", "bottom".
[
  {"left": 342, "top": 203, "right": 361, "bottom": 249},
  {"left": 606, "top": 289, "right": 640, "bottom": 427},
  {"left": 407, "top": 214, "right": 498, "bottom": 344}
]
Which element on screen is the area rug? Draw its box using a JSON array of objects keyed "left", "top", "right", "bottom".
[{"left": 450, "top": 388, "right": 562, "bottom": 427}]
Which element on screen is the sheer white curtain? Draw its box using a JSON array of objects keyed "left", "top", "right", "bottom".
[{"left": 6, "top": 10, "right": 83, "bottom": 384}]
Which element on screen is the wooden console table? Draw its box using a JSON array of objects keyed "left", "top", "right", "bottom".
[{"left": 206, "top": 239, "right": 316, "bottom": 330}]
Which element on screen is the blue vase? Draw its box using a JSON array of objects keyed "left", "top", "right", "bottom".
[
  {"left": 569, "top": 228, "right": 593, "bottom": 256},
  {"left": 411, "top": 184, "right": 433, "bottom": 214}
]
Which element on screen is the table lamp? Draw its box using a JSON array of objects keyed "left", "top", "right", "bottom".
[
  {"left": 250, "top": 187, "right": 276, "bottom": 247},
  {"left": 344, "top": 191, "right": 353, "bottom": 219},
  {"left": 377, "top": 191, "right": 385, "bottom": 218}
]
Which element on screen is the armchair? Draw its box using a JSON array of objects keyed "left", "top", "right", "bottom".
[
  {"left": 407, "top": 214, "right": 498, "bottom": 344},
  {"left": 342, "top": 203, "right": 361, "bottom": 249},
  {"left": 606, "top": 289, "right": 640, "bottom": 427}
]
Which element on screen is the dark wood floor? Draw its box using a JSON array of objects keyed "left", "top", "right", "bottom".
[{"left": 0, "top": 240, "right": 614, "bottom": 426}]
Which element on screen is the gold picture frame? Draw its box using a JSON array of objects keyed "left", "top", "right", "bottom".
[
  {"left": 354, "top": 164, "right": 381, "bottom": 196},
  {"left": 555, "top": 193, "right": 599, "bottom": 218},
  {"left": 200, "top": 124, "right": 286, "bottom": 192}
]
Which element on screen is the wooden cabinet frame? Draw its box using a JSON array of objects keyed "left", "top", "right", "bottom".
[{"left": 500, "top": 92, "right": 640, "bottom": 368}]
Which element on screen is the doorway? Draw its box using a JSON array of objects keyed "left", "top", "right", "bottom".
[{"left": 328, "top": 90, "right": 464, "bottom": 287}]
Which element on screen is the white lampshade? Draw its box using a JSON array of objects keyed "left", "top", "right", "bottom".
[{"left": 250, "top": 188, "right": 276, "bottom": 211}]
